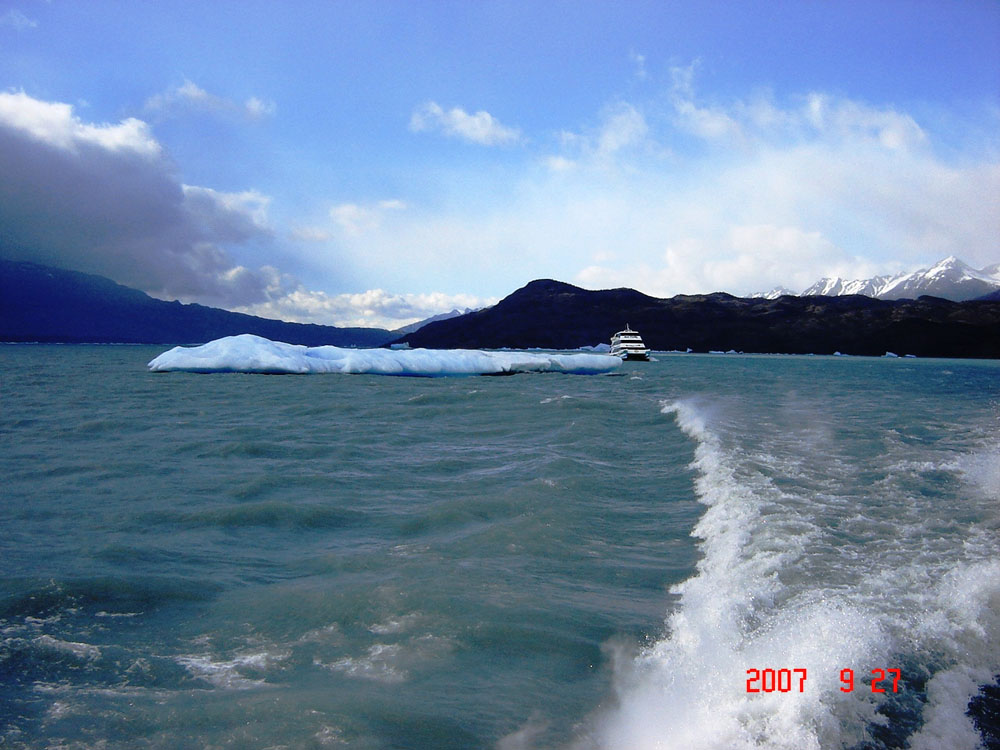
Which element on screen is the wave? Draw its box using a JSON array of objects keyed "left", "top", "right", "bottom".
[
  {"left": 0, "top": 576, "right": 220, "bottom": 620},
  {"left": 147, "top": 334, "right": 621, "bottom": 376},
  {"left": 578, "top": 399, "right": 999, "bottom": 750},
  {"left": 163, "top": 501, "right": 366, "bottom": 530}
]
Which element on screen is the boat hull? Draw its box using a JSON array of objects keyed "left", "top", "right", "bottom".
[{"left": 610, "top": 327, "right": 650, "bottom": 361}]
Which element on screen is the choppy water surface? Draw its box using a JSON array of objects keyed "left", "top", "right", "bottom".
[{"left": 1, "top": 346, "right": 998, "bottom": 749}]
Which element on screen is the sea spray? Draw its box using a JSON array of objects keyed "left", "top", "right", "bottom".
[{"left": 579, "top": 400, "right": 892, "bottom": 749}]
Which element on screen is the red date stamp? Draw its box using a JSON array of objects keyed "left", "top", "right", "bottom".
[
  {"left": 746, "top": 668, "right": 902, "bottom": 693},
  {"left": 746, "top": 668, "right": 808, "bottom": 693}
]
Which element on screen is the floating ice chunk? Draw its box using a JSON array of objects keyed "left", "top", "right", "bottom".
[{"left": 148, "top": 334, "right": 621, "bottom": 376}]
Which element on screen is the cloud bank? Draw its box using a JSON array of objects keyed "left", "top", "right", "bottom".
[
  {"left": 0, "top": 90, "right": 285, "bottom": 308},
  {"left": 335, "top": 69, "right": 998, "bottom": 299},
  {"left": 0, "top": 90, "right": 494, "bottom": 329},
  {"left": 236, "top": 287, "right": 493, "bottom": 331}
]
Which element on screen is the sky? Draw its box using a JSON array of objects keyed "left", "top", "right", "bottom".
[{"left": 1, "top": 0, "right": 998, "bottom": 329}]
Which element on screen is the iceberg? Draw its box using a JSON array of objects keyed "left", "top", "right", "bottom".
[{"left": 148, "top": 334, "right": 622, "bottom": 377}]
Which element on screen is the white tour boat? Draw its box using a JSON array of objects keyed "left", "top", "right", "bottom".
[{"left": 609, "top": 326, "right": 650, "bottom": 361}]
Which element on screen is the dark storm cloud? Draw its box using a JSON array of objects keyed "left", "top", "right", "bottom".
[{"left": 0, "top": 91, "right": 277, "bottom": 307}]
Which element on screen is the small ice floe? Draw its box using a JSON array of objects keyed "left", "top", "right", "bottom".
[
  {"left": 884, "top": 351, "right": 900, "bottom": 358},
  {"left": 148, "top": 334, "right": 621, "bottom": 376}
]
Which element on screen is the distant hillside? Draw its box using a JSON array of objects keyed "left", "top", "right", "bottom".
[
  {"left": 0, "top": 260, "right": 395, "bottom": 346},
  {"left": 398, "top": 279, "right": 1000, "bottom": 358},
  {"left": 392, "top": 308, "right": 475, "bottom": 336}
]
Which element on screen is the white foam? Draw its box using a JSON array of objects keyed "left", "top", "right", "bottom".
[
  {"left": 368, "top": 613, "right": 423, "bottom": 635},
  {"left": 909, "top": 667, "right": 991, "bottom": 750},
  {"left": 582, "top": 402, "right": 882, "bottom": 749},
  {"left": 952, "top": 445, "right": 1000, "bottom": 500},
  {"left": 909, "top": 558, "right": 1000, "bottom": 748},
  {"left": 323, "top": 643, "right": 409, "bottom": 684},
  {"left": 175, "top": 649, "right": 287, "bottom": 690},
  {"left": 581, "top": 399, "right": 1000, "bottom": 750},
  {"left": 32, "top": 634, "right": 101, "bottom": 661},
  {"left": 148, "top": 334, "right": 621, "bottom": 376},
  {"left": 318, "top": 634, "right": 454, "bottom": 684}
]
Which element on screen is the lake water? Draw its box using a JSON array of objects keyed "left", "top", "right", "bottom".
[{"left": 1, "top": 345, "right": 998, "bottom": 749}]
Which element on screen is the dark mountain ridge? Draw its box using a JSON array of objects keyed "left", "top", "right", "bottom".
[
  {"left": 399, "top": 279, "right": 1000, "bottom": 359},
  {"left": 0, "top": 259, "right": 395, "bottom": 346},
  {"left": 4, "top": 262, "right": 998, "bottom": 358}
]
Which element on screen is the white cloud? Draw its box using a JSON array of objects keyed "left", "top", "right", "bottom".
[
  {"left": 330, "top": 199, "right": 407, "bottom": 236},
  {"left": 802, "top": 93, "right": 926, "bottom": 151},
  {"left": 544, "top": 155, "right": 576, "bottom": 172},
  {"left": 552, "top": 102, "right": 667, "bottom": 168},
  {"left": 291, "top": 225, "right": 332, "bottom": 242},
  {"left": 0, "top": 9, "right": 37, "bottom": 31},
  {"left": 597, "top": 104, "right": 650, "bottom": 155},
  {"left": 630, "top": 50, "right": 648, "bottom": 80},
  {"left": 409, "top": 102, "right": 521, "bottom": 145},
  {"left": 145, "top": 80, "right": 275, "bottom": 121},
  {"left": 244, "top": 96, "right": 277, "bottom": 119},
  {"left": 0, "top": 90, "right": 160, "bottom": 157},
  {"left": 669, "top": 62, "right": 742, "bottom": 142},
  {"left": 237, "top": 286, "right": 494, "bottom": 330}
]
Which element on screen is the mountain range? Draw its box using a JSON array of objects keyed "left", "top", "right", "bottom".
[
  {"left": 399, "top": 278, "right": 1000, "bottom": 358},
  {"left": 0, "top": 259, "right": 395, "bottom": 347},
  {"left": 3, "top": 258, "right": 1000, "bottom": 358},
  {"left": 392, "top": 308, "right": 476, "bottom": 336},
  {"left": 753, "top": 256, "right": 1000, "bottom": 301}
]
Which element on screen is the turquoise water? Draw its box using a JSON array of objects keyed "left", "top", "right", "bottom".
[{"left": 1, "top": 346, "right": 998, "bottom": 749}]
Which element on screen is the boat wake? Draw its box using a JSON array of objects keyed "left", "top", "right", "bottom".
[{"left": 575, "top": 398, "right": 1000, "bottom": 750}]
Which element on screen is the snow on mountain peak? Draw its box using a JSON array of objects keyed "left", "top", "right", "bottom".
[{"left": 762, "top": 257, "right": 1000, "bottom": 301}]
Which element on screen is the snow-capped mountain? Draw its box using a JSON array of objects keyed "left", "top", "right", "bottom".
[
  {"left": 795, "top": 257, "right": 1000, "bottom": 301},
  {"left": 801, "top": 275, "right": 892, "bottom": 298},
  {"left": 749, "top": 286, "right": 797, "bottom": 300}
]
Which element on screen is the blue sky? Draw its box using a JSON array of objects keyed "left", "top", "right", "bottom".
[{"left": 1, "top": 1, "right": 998, "bottom": 328}]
